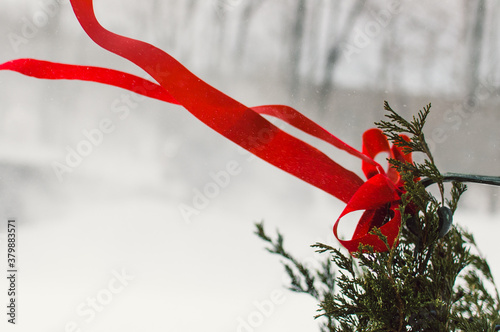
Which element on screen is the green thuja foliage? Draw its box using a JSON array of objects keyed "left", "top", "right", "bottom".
[{"left": 255, "top": 102, "right": 500, "bottom": 331}]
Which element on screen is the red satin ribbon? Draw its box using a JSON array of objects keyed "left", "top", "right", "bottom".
[
  {"left": 333, "top": 129, "right": 412, "bottom": 252},
  {"left": 0, "top": 0, "right": 414, "bottom": 252},
  {"left": 74, "top": 0, "right": 373, "bottom": 204}
]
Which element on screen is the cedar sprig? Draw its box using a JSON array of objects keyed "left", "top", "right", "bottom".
[
  {"left": 254, "top": 103, "right": 500, "bottom": 331},
  {"left": 375, "top": 101, "right": 431, "bottom": 156}
]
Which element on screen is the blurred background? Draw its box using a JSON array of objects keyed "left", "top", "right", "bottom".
[{"left": 0, "top": 0, "right": 499, "bottom": 331}]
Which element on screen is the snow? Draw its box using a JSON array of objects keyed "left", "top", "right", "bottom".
[
  {"left": 0, "top": 147, "right": 498, "bottom": 332},
  {"left": 0, "top": 1, "right": 499, "bottom": 331}
]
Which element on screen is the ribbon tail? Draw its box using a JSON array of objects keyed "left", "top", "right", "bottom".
[
  {"left": 251, "top": 105, "right": 379, "bottom": 167},
  {"left": 0, "top": 58, "right": 180, "bottom": 105},
  {"left": 6, "top": 0, "right": 364, "bottom": 203},
  {"left": 0, "top": 59, "right": 378, "bottom": 171}
]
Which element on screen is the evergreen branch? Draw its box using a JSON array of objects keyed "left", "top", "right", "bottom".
[
  {"left": 255, "top": 222, "right": 325, "bottom": 299},
  {"left": 254, "top": 103, "right": 500, "bottom": 331},
  {"left": 375, "top": 102, "right": 432, "bottom": 156},
  {"left": 446, "top": 182, "right": 468, "bottom": 214},
  {"left": 378, "top": 102, "right": 445, "bottom": 202}
]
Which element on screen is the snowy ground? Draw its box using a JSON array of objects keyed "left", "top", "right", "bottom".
[
  {"left": 0, "top": 132, "right": 498, "bottom": 332},
  {"left": 0, "top": 58, "right": 498, "bottom": 332},
  {"left": 0, "top": 1, "right": 499, "bottom": 331},
  {"left": 0, "top": 51, "right": 498, "bottom": 332}
]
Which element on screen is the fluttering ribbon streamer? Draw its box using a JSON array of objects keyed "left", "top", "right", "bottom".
[{"left": 0, "top": 0, "right": 413, "bottom": 253}]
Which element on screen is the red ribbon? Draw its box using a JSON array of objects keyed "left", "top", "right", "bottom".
[{"left": 0, "top": 0, "right": 414, "bottom": 253}]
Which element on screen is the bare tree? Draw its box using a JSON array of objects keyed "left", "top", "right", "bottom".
[
  {"left": 234, "top": 0, "right": 264, "bottom": 62},
  {"left": 465, "top": 0, "right": 486, "bottom": 108},
  {"left": 318, "top": 0, "right": 366, "bottom": 112},
  {"left": 288, "top": 0, "right": 306, "bottom": 100}
]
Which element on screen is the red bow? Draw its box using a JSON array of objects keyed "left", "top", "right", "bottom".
[
  {"left": 334, "top": 129, "right": 413, "bottom": 252},
  {"left": 0, "top": 0, "right": 413, "bottom": 253}
]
